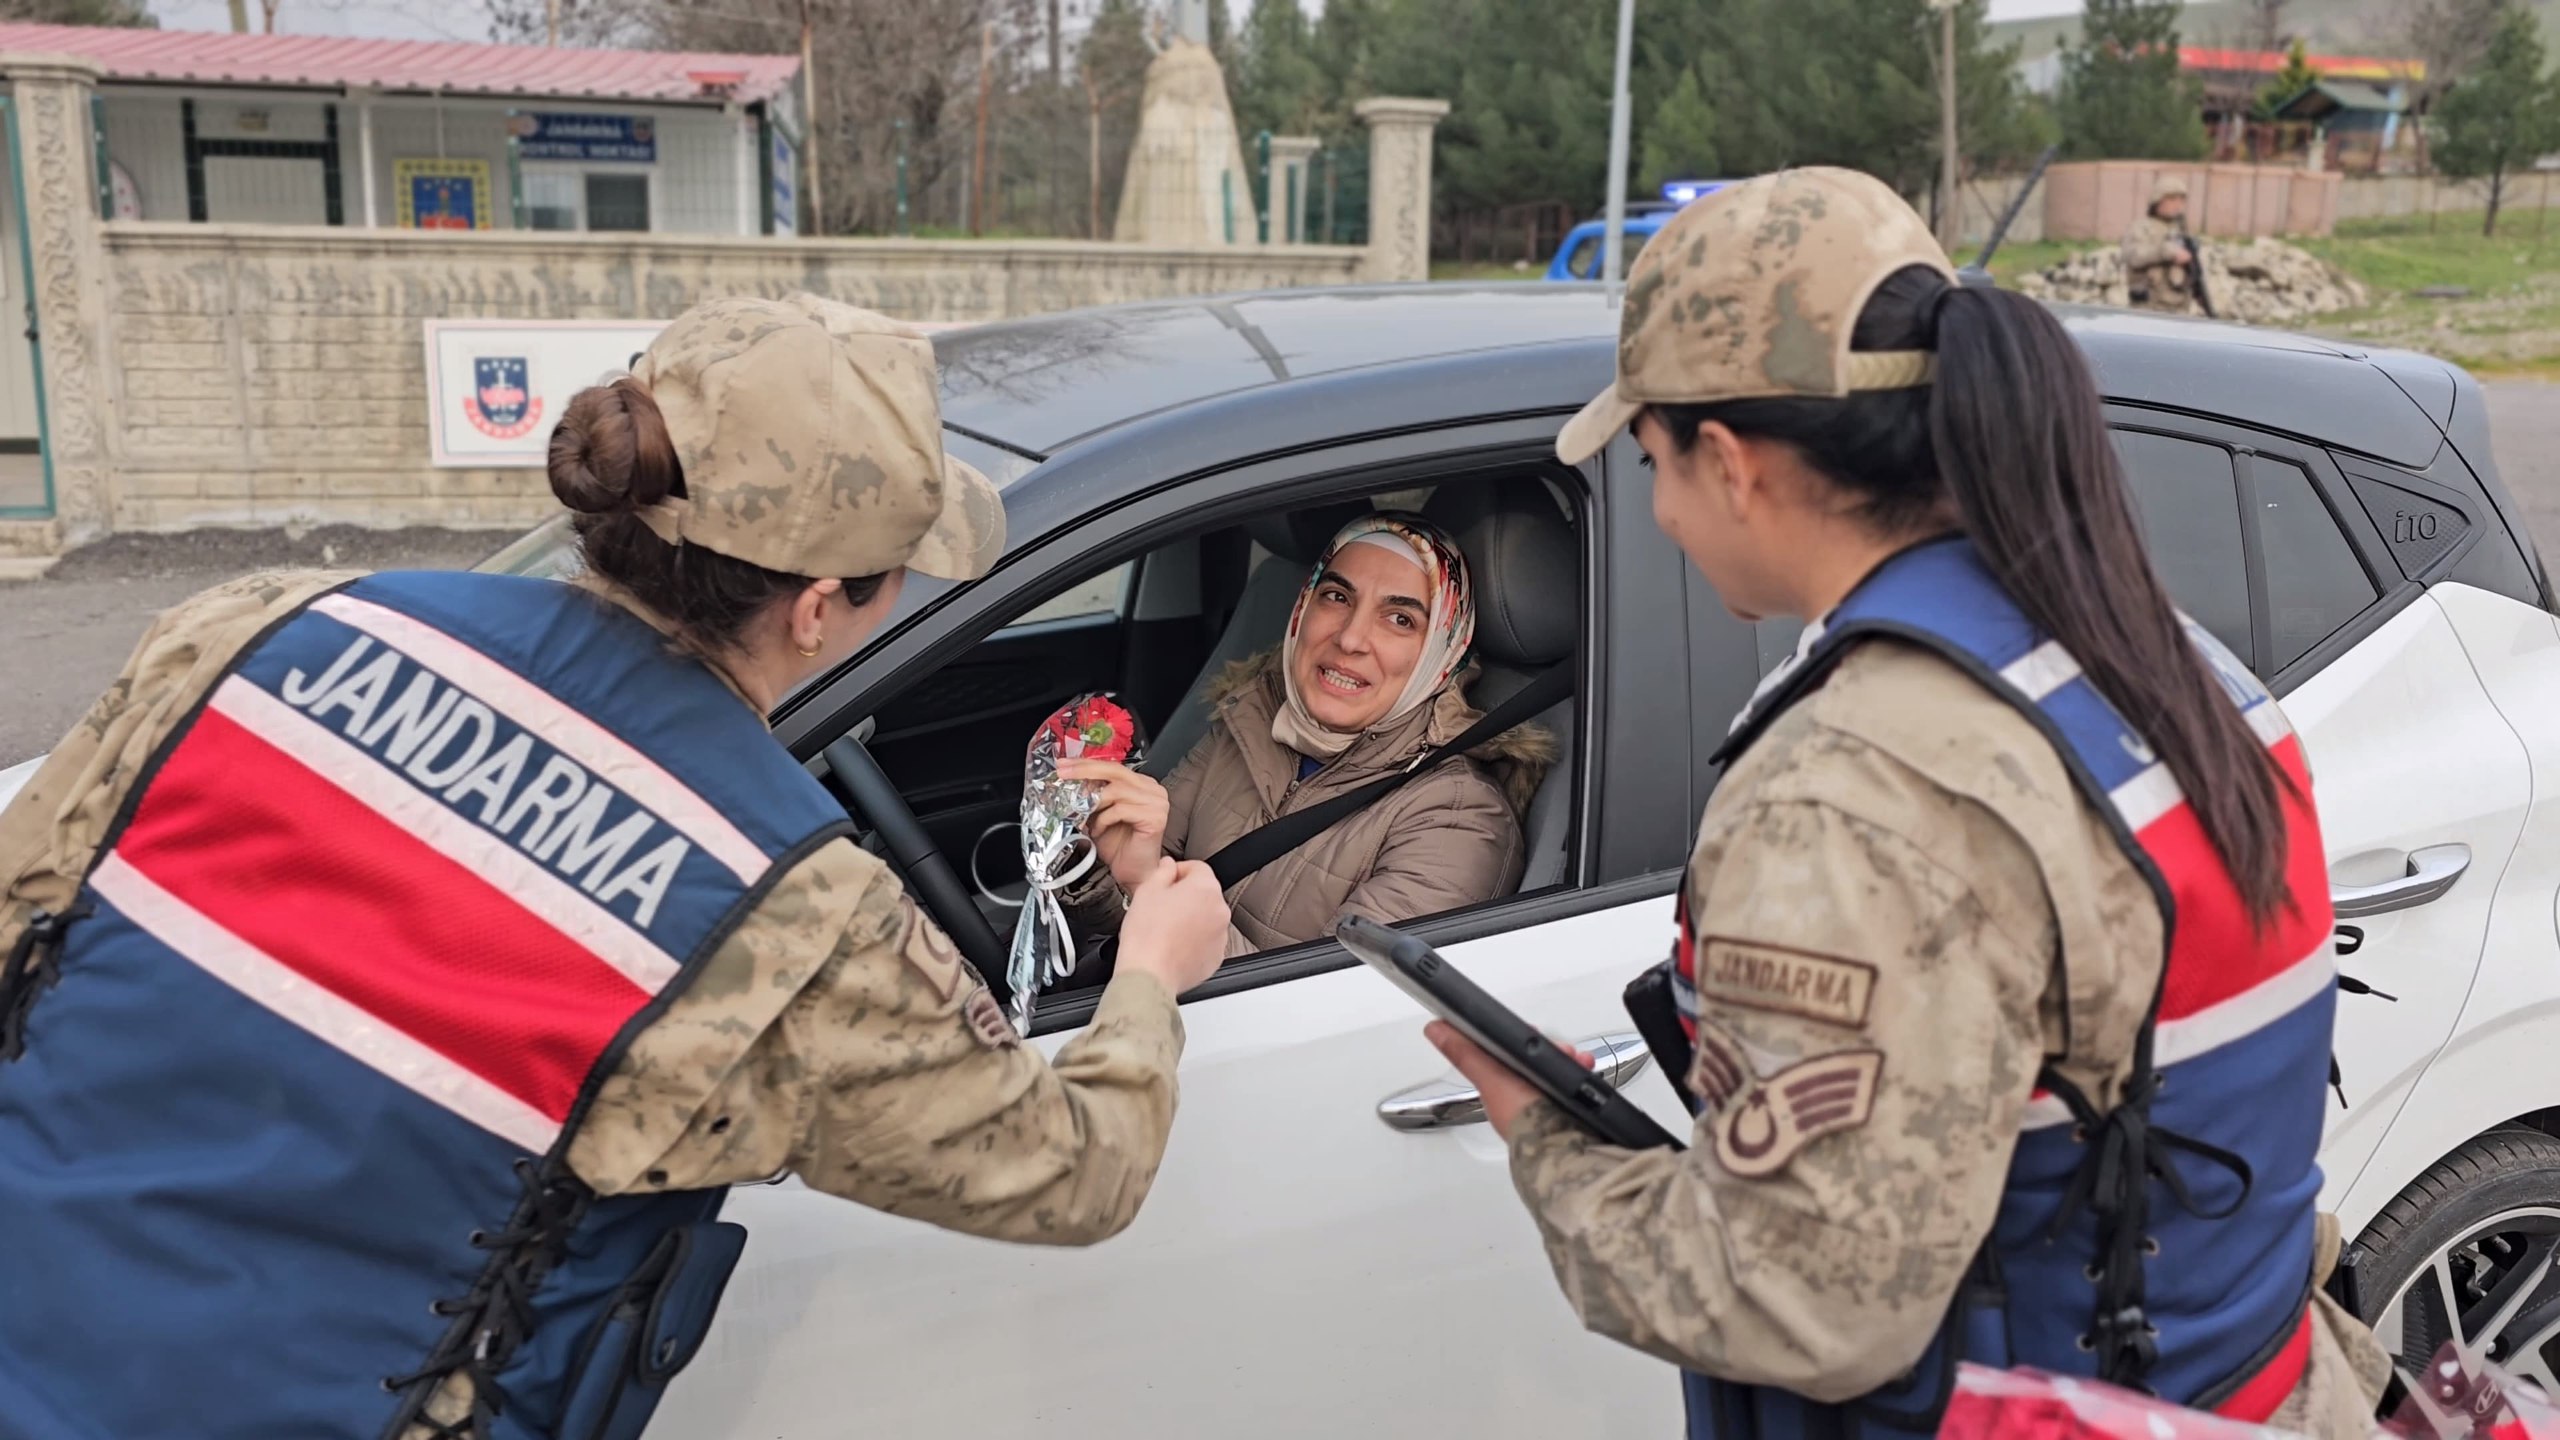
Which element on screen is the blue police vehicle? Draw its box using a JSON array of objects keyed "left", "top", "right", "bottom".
[{"left": 1543, "top": 179, "right": 1732, "bottom": 280}]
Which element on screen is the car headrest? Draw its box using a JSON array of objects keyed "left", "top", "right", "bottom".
[
  {"left": 1425, "top": 476, "right": 1576, "bottom": 667},
  {"left": 1244, "top": 500, "right": 1372, "bottom": 565}
]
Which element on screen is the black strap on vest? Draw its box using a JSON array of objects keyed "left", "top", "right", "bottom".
[
  {"left": 1204, "top": 660, "right": 1572, "bottom": 891},
  {"left": 2036, "top": 1024, "right": 2256, "bottom": 1390},
  {"left": 0, "top": 902, "right": 90, "bottom": 1062}
]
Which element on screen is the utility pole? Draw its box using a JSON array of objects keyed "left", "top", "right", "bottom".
[
  {"left": 800, "top": 0, "right": 823, "bottom": 236},
  {"left": 545, "top": 0, "right": 560, "bottom": 46},
  {"left": 1933, "top": 0, "right": 1961, "bottom": 250},
  {"left": 1600, "top": 0, "right": 1637, "bottom": 292},
  {"left": 226, "top": 0, "right": 248, "bottom": 31},
  {"left": 973, "top": 21, "right": 994, "bottom": 237}
]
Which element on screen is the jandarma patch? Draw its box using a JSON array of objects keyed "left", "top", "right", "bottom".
[{"left": 1696, "top": 937, "right": 1876, "bottom": 1029}]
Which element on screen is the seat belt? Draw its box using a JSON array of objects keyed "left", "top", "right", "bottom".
[{"left": 1204, "top": 660, "right": 1573, "bottom": 890}]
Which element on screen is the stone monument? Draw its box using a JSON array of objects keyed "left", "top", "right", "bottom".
[{"left": 1112, "top": 2, "right": 1257, "bottom": 247}]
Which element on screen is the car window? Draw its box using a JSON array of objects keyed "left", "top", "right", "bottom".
[
  {"left": 2113, "top": 429, "right": 2253, "bottom": 668},
  {"left": 2254, "top": 457, "right": 2380, "bottom": 672},
  {"left": 1007, "top": 563, "right": 1131, "bottom": 628},
  {"left": 1565, "top": 230, "right": 1649, "bottom": 280}
]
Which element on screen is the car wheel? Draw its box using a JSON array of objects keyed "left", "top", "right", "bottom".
[{"left": 2355, "top": 1126, "right": 2560, "bottom": 1395}]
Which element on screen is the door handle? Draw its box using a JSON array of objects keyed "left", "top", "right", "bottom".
[
  {"left": 1378, "top": 1031, "right": 1655, "bottom": 1132},
  {"left": 2331, "top": 843, "right": 2471, "bottom": 919}
]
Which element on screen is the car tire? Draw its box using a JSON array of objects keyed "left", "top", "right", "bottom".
[{"left": 2352, "top": 1125, "right": 2560, "bottom": 1396}]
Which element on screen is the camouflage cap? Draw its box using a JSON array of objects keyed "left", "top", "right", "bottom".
[
  {"left": 628, "top": 294, "right": 1004, "bottom": 581},
  {"left": 1556, "top": 167, "right": 1957, "bottom": 466},
  {"left": 2151, "top": 174, "right": 2191, "bottom": 204}
]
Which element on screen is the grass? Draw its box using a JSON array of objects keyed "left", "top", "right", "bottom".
[
  {"left": 1428, "top": 207, "right": 2560, "bottom": 379},
  {"left": 1430, "top": 258, "right": 1553, "bottom": 281}
]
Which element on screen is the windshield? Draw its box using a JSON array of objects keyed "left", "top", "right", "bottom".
[{"left": 471, "top": 425, "right": 1039, "bottom": 578}]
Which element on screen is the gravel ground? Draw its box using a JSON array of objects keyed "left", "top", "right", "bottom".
[
  {"left": 0, "top": 526, "right": 503, "bottom": 763},
  {"left": 2484, "top": 382, "right": 2560, "bottom": 561},
  {"left": 2, "top": 384, "right": 2555, "bottom": 767}
]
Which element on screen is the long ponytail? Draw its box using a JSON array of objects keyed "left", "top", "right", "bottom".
[
  {"left": 1651, "top": 269, "right": 2294, "bottom": 926},
  {"left": 1931, "top": 285, "right": 2293, "bottom": 926}
]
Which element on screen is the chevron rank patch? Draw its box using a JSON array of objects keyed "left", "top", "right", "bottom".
[{"left": 1694, "top": 1022, "right": 1883, "bottom": 1180}]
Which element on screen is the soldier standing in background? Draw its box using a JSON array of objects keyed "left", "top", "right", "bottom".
[{"left": 2123, "top": 175, "right": 2204, "bottom": 314}]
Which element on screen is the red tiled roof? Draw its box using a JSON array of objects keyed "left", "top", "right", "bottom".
[
  {"left": 0, "top": 23, "right": 799, "bottom": 106},
  {"left": 2178, "top": 46, "right": 2425, "bottom": 83}
]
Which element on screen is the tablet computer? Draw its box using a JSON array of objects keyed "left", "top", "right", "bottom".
[{"left": 1337, "top": 915, "right": 1682, "bottom": 1151}]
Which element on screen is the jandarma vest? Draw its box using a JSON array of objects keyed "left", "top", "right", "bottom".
[
  {"left": 1673, "top": 538, "right": 2338, "bottom": 1438},
  {"left": 0, "top": 572, "right": 850, "bottom": 1440}
]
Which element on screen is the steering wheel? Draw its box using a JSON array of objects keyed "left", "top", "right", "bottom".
[{"left": 817, "top": 735, "right": 1015, "bottom": 989}]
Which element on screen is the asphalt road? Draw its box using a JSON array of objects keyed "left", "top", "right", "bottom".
[{"left": 1, "top": 382, "right": 2555, "bottom": 768}]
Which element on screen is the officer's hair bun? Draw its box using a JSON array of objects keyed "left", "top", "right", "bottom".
[{"left": 549, "top": 377, "right": 682, "bottom": 516}]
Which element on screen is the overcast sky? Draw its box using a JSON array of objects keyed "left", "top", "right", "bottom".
[{"left": 145, "top": 0, "right": 2092, "bottom": 46}]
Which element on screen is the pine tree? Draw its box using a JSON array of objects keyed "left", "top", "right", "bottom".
[
  {"left": 1231, "top": 0, "right": 1328, "bottom": 141},
  {"left": 2254, "top": 38, "right": 2320, "bottom": 120},
  {"left": 2057, "top": 0, "right": 2210, "bottom": 160},
  {"left": 2432, "top": 6, "right": 2560, "bottom": 236}
]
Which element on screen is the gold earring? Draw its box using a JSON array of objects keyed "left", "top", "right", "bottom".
[{"left": 797, "top": 634, "right": 823, "bottom": 658}]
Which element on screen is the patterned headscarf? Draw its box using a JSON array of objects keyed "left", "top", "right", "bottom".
[{"left": 1272, "top": 513, "right": 1476, "bottom": 760}]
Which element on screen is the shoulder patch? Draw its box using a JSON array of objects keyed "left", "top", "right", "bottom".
[
  {"left": 1697, "top": 936, "right": 1876, "bottom": 1030},
  {"left": 1713, "top": 1047, "right": 1883, "bottom": 1180},
  {"left": 962, "top": 986, "right": 1021, "bottom": 1049},
  {"left": 896, "top": 896, "right": 964, "bottom": 1003}
]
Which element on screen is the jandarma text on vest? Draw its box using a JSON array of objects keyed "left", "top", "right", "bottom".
[{"left": 278, "top": 635, "right": 694, "bottom": 927}]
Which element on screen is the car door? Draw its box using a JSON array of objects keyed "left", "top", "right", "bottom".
[
  {"left": 2109, "top": 414, "right": 2527, "bottom": 1209},
  {"left": 652, "top": 420, "right": 1700, "bottom": 1439}
]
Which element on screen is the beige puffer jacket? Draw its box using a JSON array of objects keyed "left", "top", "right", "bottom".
[{"left": 1069, "top": 652, "right": 1554, "bottom": 957}]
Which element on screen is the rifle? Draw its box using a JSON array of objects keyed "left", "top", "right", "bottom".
[{"left": 2179, "top": 224, "right": 2218, "bottom": 318}]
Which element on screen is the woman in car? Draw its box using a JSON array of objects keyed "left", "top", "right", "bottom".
[
  {"left": 1425, "top": 169, "right": 2388, "bottom": 1435},
  {"left": 1062, "top": 513, "right": 1551, "bottom": 956},
  {"left": 0, "top": 294, "right": 1233, "bottom": 1440}
]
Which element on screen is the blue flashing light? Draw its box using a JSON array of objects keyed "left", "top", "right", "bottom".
[{"left": 1660, "top": 179, "right": 1728, "bottom": 206}]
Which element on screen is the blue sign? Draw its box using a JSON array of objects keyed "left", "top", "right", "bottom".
[
  {"left": 770, "top": 127, "right": 797, "bottom": 236},
  {"left": 508, "top": 113, "right": 656, "bottom": 164},
  {"left": 471, "top": 356, "right": 532, "bottom": 434}
]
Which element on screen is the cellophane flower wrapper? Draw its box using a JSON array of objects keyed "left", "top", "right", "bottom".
[
  {"left": 1006, "top": 693, "right": 1144, "bottom": 1033},
  {"left": 1943, "top": 1340, "right": 2560, "bottom": 1440},
  {"left": 2377, "top": 1340, "right": 2560, "bottom": 1440},
  {"left": 1942, "top": 1364, "right": 2311, "bottom": 1440}
]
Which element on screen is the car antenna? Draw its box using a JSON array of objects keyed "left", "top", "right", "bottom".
[{"left": 1956, "top": 143, "right": 2058, "bottom": 291}]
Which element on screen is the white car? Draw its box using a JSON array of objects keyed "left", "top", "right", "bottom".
[{"left": 15, "top": 286, "right": 2560, "bottom": 1430}]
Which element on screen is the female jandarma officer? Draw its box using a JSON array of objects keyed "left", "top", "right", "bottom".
[
  {"left": 1424, "top": 169, "right": 2392, "bottom": 1435},
  {"left": 0, "top": 294, "right": 1232, "bottom": 1440}
]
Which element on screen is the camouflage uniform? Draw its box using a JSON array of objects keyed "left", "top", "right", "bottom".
[
  {"left": 0, "top": 296, "right": 1195, "bottom": 1436},
  {"left": 1541, "top": 168, "right": 2386, "bottom": 1434},
  {"left": 2122, "top": 179, "right": 2202, "bottom": 316}
]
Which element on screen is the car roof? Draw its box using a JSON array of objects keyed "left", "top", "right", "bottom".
[{"left": 935, "top": 283, "right": 2448, "bottom": 475}]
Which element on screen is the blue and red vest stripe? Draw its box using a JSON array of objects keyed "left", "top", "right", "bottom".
[
  {"left": 0, "top": 572, "right": 852, "bottom": 1440},
  {"left": 1676, "top": 538, "right": 2336, "bottom": 1438}
]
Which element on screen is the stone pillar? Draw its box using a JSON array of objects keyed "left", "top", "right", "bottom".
[
  {"left": 3, "top": 55, "right": 111, "bottom": 547},
  {"left": 1267, "top": 135, "right": 1319, "bottom": 244},
  {"left": 1355, "top": 97, "right": 1447, "bottom": 282}
]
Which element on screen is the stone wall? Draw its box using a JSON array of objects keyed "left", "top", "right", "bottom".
[
  {"left": 2335, "top": 171, "right": 2560, "bottom": 224},
  {"left": 0, "top": 52, "right": 1443, "bottom": 557},
  {"left": 98, "top": 225, "right": 1367, "bottom": 532}
]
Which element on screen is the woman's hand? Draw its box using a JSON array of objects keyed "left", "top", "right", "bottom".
[
  {"left": 1424, "top": 1022, "right": 1592, "bottom": 1141},
  {"left": 1059, "top": 759, "right": 1170, "bottom": 892},
  {"left": 1116, "top": 858, "right": 1232, "bottom": 997}
]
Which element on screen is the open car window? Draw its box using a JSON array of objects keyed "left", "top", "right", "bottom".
[{"left": 853, "top": 467, "right": 1590, "bottom": 1020}]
